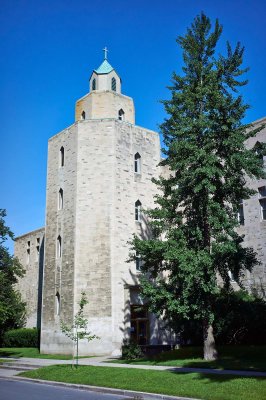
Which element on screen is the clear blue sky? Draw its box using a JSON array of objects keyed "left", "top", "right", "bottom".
[{"left": 1, "top": 0, "right": 266, "bottom": 252}]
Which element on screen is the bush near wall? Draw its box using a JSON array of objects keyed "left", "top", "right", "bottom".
[
  {"left": 177, "top": 290, "right": 266, "bottom": 346},
  {"left": 122, "top": 340, "right": 143, "bottom": 360},
  {"left": 3, "top": 328, "right": 39, "bottom": 348}
]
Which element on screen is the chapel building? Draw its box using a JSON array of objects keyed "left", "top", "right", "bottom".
[{"left": 15, "top": 55, "right": 266, "bottom": 355}]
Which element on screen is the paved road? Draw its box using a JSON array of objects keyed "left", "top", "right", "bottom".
[{"left": 0, "top": 379, "right": 133, "bottom": 400}]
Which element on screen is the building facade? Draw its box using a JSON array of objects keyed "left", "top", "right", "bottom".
[{"left": 15, "top": 56, "right": 266, "bottom": 355}]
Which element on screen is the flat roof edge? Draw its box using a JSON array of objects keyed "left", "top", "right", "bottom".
[{"left": 15, "top": 227, "right": 45, "bottom": 241}]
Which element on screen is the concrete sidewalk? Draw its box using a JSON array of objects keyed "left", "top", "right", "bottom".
[{"left": 1, "top": 355, "right": 266, "bottom": 377}]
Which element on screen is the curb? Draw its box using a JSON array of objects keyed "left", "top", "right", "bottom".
[{"left": 0, "top": 375, "right": 201, "bottom": 400}]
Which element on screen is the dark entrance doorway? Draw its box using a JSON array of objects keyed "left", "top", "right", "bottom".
[{"left": 130, "top": 305, "right": 149, "bottom": 345}]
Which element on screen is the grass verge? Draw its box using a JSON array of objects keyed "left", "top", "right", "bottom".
[
  {"left": 112, "top": 345, "right": 266, "bottom": 372},
  {"left": 0, "top": 348, "right": 91, "bottom": 360},
  {"left": 20, "top": 364, "right": 266, "bottom": 400}
]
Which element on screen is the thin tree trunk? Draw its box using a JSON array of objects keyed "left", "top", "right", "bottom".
[
  {"left": 203, "top": 319, "right": 218, "bottom": 361},
  {"left": 76, "top": 338, "right": 79, "bottom": 368}
]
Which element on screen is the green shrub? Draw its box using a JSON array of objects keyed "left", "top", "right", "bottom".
[
  {"left": 3, "top": 328, "right": 39, "bottom": 348},
  {"left": 173, "top": 290, "right": 266, "bottom": 346},
  {"left": 214, "top": 290, "right": 266, "bottom": 345},
  {"left": 121, "top": 340, "right": 143, "bottom": 360}
]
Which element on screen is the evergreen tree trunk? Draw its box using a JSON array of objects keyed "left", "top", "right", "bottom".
[{"left": 203, "top": 319, "right": 218, "bottom": 361}]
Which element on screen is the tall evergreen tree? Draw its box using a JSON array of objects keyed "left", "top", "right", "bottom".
[{"left": 131, "top": 13, "right": 265, "bottom": 360}]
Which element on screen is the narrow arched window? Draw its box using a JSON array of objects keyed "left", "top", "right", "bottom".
[
  {"left": 92, "top": 78, "right": 96, "bottom": 91},
  {"left": 228, "top": 271, "right": 236, "bottom": 282},
  {"left": 134, "top": 153, "right": 141, "bottom": 173},
  {"left": 81, "top": 111, "right": 86, "bottom": 120},
  {"left": 26, "top": 241, "right": 30, "bottom": 264},
  {"left": 135, "top": 200, "right": 142, "bottom": 222},
  {"left": 136, "top": 253, "right": 143, "bottom": 271},
  {"left": 60, "top": 146, "right": 64, "bottom": 167},
  {"left": 55, "top": 292, "right": 60, "bottom": 315},
  {"left": 259, "top": 186, "right": 266, "bottom": 220},
  {"left": 118, "top": 109, "right": 125, "bottom": 121},
  {"left": 36, "top": 238, "right": 40, "bottom": 261},
  {"left": 58, "top": 188, "right": 63, "bottom": 210},
  {"left": 237, "top": 200, "right": 244, "bottom": 225},
  {"left": 111, "top": 77, "right": 116, "bottom": 91},
  {"left": 57, "top": 235, "right": 62, "bottom": 258},
  {"left": 254, "top": 141, "right": 264, "bottom": 162}
]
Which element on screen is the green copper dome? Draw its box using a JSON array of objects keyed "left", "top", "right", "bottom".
[{"left": 94, "top": 59, "right": 114, "bottom": 74}]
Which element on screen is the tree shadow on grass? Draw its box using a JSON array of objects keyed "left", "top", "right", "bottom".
[
  {"left": 0, "top": 349, "right": 23, "bottom": 358},
  {"left": 173, "top": 357, "right": 266, "bottom": 372},
  {"left": 115, "top": 345, "right": 266, "bottom": 372},
  {"left": 172, "top": 345, "right": 266, "bottom": 372},
  {"left": 168, "top": 368, "right": 266, "bottom": 382}
]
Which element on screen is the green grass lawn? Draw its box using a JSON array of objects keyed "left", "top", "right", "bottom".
[
  {"left": 112, "top": 345, "right": 266, "bottom": 372},
  {"left": 20, "top": 364, "right": 266, "bottom": 400},
  {"left": 0, "top": 348, "right": 91, "bottom": 360}
]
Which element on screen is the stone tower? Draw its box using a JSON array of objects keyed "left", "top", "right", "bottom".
[{"left": 40, "top": 52, "right": 161, "bottom": 355}]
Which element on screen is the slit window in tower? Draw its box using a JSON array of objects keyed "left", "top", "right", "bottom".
[
  {"left": 134, "top": 153, "right": 141, "bottom": 173},
  {"left": 135, "top": 200, "right": 142, "bottom": 222},
  {"left": 36, "top": 238, "right": 40, "bottom": 260},
  {"left": 26, "top": 241, "right": 30, "bottom": 264},
  {"left": 57, "top": 235, "right": 62, "bottom": 258},
  {"left": 259, "top": 186, "right": 266, "bottom": 220},
  {"left": 118, "top": 109, "right": 125, "bottom": 121},
  {"left": 60, "top": 147, "right": 64, "bottom": 167},
  {"left": 92, "top": 78, "right": 96, "bottom": 91},
  {"left": 238, "top": 200, "right": 244, "bottom": 225},
  {"left": 58, "top": 188, "right": 63, "bottom": 210},
  {"left": 55, "top": 292, "right": 60, "bottom": 316}
]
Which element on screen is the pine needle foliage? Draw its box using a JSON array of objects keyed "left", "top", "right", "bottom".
[{"left": 130, "top": 13, "right": 265, "bottom": 355}]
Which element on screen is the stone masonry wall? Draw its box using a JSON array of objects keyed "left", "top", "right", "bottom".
[
  {"left": 110, "top": 121, "right": 162, "bottom": 352},
  {"left": 73, "top": 119, "right": 116, "bottom": 355},
  {"left": 75, "top": 91, "right": 135, "bottom": 124},
  {"left": 15, "top": 227, "right": 45, "bottom": 328},
  {"left": 89, "top": 70, "right": 122, "bottom": 93},
  {"left": 240, "top": 118, "right": 266, "bottom": 297},
  {"left": 41, "top": 123, "right": 78, "bottom": 354}
]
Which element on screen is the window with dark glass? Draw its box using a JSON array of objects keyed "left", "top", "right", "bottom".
[
  {"left": 26, "top": 241, "right": 30, "bottom": 264},
  {"left": 111, "top": 77, "right": 116, "bottom": 91},
  {"left": 118, "top": 109, "right": 124, "bottom": 121},
  {"left": 57, "top": 235, "right": 62, "bottom": 258},
  {"left": 135, "top": 200, "right": 142, "bottom": 222},
  {"left": 260, "top": 199, "right": 266, "bottom": 220},
  {"left": 36, "top": 238, "right": 40, "bottom": 260},
  {"left": 259, "top": 187, "right": 266, "bottom": 220},
  {"left": 55, "top": 292, "right": 60, "bottom": 315},
  {"left": 228, "top": 270, "right": 237, "bottom": 282},
  {"left": 58, "top": 189, "right": 63, "bottom": 210},
  {"left": 81, "top": 111, "right": 86, "bottom": 120},
  {"left": 136, "top": 253, "right": 143, "bottom": 271},
  {"left": 130, "top": 305, "right": 149, "bottom": 345},
  {"left": 92, "top": 78, "right": 96, "bottom": 90},
  {"left": 60, "top": 147, "right": 64, "bottom": 167},
  {"left": 238, "top": 200, "right": 244, "bottom": 225},
  {"left": 134, "top": 153, "right": 141, "bottom": 173},
  {"left": 254, "top": 141, "right": 266, "bottom": 166}
]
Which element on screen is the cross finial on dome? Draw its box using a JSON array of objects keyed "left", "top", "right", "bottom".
[{"left": 103, "top": 46, "right": 108, "bottom": 60}]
